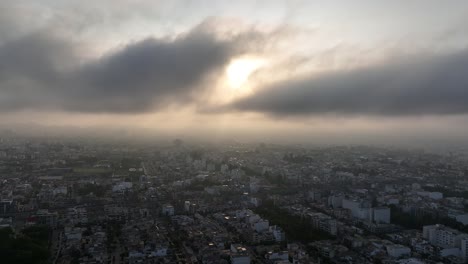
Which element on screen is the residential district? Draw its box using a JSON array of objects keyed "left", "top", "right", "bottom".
[{"left": 2, "top": 135, "right": 468, "bottom": 264}]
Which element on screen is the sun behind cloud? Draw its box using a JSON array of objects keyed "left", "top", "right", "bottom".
[{"left": 225, "top": 57, "right": 266, "bottom": 89}]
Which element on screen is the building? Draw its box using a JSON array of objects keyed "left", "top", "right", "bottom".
[
  {"left": 162, "top": 204, "right": 175, "bottom": 216},
  {"left": 460, "top": 237, "right": 468, "bottom": 261},
  {"left": 52, "top": 186, "right": 68, "bottom": 196},
  {"left": 328, "top": 194, "right": 343, "bottom": 208},
  {"left": 269, "top": 225, "right": 286, "bottom": 242},
  {"left": 0, "top": 200, "right": 15, "bottom": 215},
  {"left": 230, "top": 244, "right": 251, "bottom": 264},
  {"left": 372, "top": 207, "right": 391, "bottom": 224},
  {"left": 343, "top": 198, "right": 370, "bottom": 220},
  {"left": 35, "top": 209, "right": 58, "bottom": 228},
  {"left": 252, "top": 219, "right": 269, "bottom": 232},
  {"left": 417, "top": 191, "right": 443, "bottom": 200},
  {"left": 67, "top": 207, "right": 88, "bottom": 225},
  {"left": 423, "top": 224, "right": 459, "bottom": 248},
  {"left": 309, "top": 190, "right": 322, "bottom": 201},
  {"left": 423, "top": 224, "right": 468, "bottom": 260},
  {"left": 456, "top": 214, "right": 468, "bottom": 225},
  {"left": 308, "top": 212, "right": 337, "bottom": 236},
  {"left": 251, "top": 231, "right": 275, "bottom": 244},
  {"left": 265, "top": 251, "right": 289, "bottom": 261},
  {"left": 386, "top": 244, "right": 411, "bottom": 258},
  {"left": 112, "top": 182, "right": 132, "bottom": 192}
]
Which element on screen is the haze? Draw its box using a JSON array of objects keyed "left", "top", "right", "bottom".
[{"left": 1, "top": 1, "right": 468, "bottom": 146}]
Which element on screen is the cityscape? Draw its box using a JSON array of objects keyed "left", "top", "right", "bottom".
[
  {"left": 1, "top": 1, "right": 468, "bottom": 264},
  {"left": 2, "top": 135, "right": 468, "bottom": 264}
]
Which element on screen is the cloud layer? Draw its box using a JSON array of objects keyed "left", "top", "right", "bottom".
[
  {"left": 0, "top": 24, "right": 246, "bottom": 113},
  {"left": 1, "top": 1, "right": 468, "bottom": 120},
  {"left": 227, "top": 50, "right": 468, "bottom": 117}
]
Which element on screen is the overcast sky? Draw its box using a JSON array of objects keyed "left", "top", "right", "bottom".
[{"left": 1, "top": 1, "right": 468, "bottom": 145}]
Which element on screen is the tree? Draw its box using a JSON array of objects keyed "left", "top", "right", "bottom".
[{"left": 0, "top": 226, "right": 50, "bottom": 264}]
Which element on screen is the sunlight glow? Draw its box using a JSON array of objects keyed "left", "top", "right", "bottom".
[{"left": 226, "top": 58, "right": 265, "bottom": 89}]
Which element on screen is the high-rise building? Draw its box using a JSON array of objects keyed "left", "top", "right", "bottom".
[
  {"left": 423, "top": 224, "right": 458, "bottom": 248},
  {"left": 308, "top": 212, "right": 337, "bottom": 236},
  {"left": 372, "top": 207, "right": 391, "bottom": 224},
  {"left": 0, "top": 200, "right": 15, "bottom": 215}
]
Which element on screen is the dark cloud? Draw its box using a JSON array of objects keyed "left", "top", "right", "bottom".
[
  {"left": 227, "top": 50, "right": 468, "bottom": 117},
  {"left": 0, "top": 24, "right": 245, "bottom": 113}
]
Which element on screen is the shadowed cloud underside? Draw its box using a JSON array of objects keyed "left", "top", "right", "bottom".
[
  {"left": 0, "top": 24, "right": 250, "bottom": 113},
  {"left": 226, "top": 50, "right": 468, "bottom": 117}
]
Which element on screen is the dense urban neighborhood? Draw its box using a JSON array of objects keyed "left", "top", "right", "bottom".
[{"left": 2, "top": 133, "right": 468, "bottom": 264}]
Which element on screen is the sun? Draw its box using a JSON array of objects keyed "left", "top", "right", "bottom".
[{"left": 226, "top": 57, "right": 265, "bottom": 89}]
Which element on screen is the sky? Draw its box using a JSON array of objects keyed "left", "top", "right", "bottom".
[{"left": 1, "top": 1, "right": 468, "bottom": 145}]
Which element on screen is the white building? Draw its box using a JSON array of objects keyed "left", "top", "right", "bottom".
[
  {"left": 460, "top": 237, "right": 468, "bottom": 261},
  {"left": 269, "top": 225, "right": 286, "bottom": 242},
  {"left": 231, "top": 244, "right": 251, "bottom": 264},
  {"left": 356, "top": 207, "right": 371, "bottom": 221},
  {"left": 328, "top": 194, "right": 343, "bottom": 208},
  {"left": 423, "top": 224, "right": 468, "bottom": 260},
  {"left": 308, "top": 212, "right": 337, "bottom": 236},
  {"left": 372, "top": 207, "right": 391, "bottom": 224},
  {"left": 456, "top": 214, "right": 468, "bottom": 225},
  {"left": 440, "top": 247, "right": 460, "bottom": 258},
  {"left": 265, "top": 251, "right": 289, "bottom": 261},
  {"left": 417, "top": 191, "right": 443, "bottom": 200},
  {"left": 386, "top": 244, "right": 411, "bottom": 258},
  {"left": 53, "top": 186, "right": 68, "bottom": 196},
  {"left": 343, "top": 198, "right": 372, "bottom": 221},
  {"left": 342, "top": 198, "right": 362, "bottom": 218},
  {"left": 184, "top": 201, "right": 191, "bottom": 212},
  {"left": 423, "top": 224, "right": 458, "bottom": 248},
  {"left": 231, "top": 255, "right": 250, "bottom": 264},
  {"left": 112, "top": 182, "right": 132, "bottom": 192},
  {"left": 252, "top": 219, "right": 269, "bottom": 232}
]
